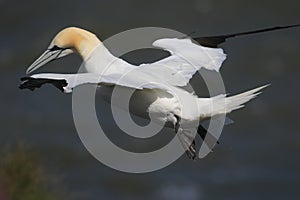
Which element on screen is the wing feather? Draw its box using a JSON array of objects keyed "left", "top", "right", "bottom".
[
  {"left": 20, "top": 72, "right": 171, "bottom": 94},
  {"left": 139, "top": 38, "right": 226, "bottom": 86}
]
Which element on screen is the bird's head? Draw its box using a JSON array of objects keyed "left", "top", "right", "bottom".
[{"left": 26, "top": 27, "right": 101, "bottom": 74}]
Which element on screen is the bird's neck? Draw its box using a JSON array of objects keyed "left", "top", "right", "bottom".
[{"left": 73, "top": 34, "right": 101, "bottom": 60}]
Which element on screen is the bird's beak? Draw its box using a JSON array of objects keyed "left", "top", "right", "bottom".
[{"left": 26, "top": 48, "right": 72, "bottom": 74}]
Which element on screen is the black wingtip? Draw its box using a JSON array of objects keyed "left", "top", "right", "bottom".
[
  {"left": 193, "top": 23, "right": 300, "bottom": 48},
  {"left": 19, "top": 77, "right": 67, "bottom": 92},
  {"left": 19, "top": 77, "right": 39, "bottom": 91}
]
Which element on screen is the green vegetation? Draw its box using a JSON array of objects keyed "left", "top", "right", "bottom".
[{"left": 0, "top": 144, "right": 63, "bottom": 200}]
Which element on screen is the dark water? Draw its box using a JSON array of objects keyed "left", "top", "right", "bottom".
[{"left": 1, "top": 0, "right": 300, "bottom": 199}]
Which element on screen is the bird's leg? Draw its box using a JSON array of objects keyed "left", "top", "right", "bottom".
[
  {"left": 174, "top": 115, "right": 197, "bottom": 160},
  {"left": 174, "top": 115, "right": 181, "bottom": 133}
]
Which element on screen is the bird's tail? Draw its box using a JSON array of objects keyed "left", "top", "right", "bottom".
[{"left": 198, "top": 84, "right": 269, "bottom": 119}]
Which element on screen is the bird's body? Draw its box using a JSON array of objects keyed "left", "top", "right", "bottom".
[
  {"left": 20, "top": 25, "right": 300, "bottom": 159},
  {"left": 96, "top": 85, "right": 178, "bottom": 127}
]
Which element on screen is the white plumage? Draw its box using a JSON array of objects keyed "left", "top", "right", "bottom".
[{"left": 20, "top": 27, "right": 270, "bottom": 159}]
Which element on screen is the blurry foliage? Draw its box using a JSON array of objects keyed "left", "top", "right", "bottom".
[{"left": 0, "top": 143, "right": 64, "bottom": 200}]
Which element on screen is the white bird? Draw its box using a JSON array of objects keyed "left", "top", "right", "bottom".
[{"left": 20, "top": 24, "right": 299, "bottom": 159}]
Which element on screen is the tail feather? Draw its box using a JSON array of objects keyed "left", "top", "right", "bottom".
[
  {"left": 199, "top": 84, "right": 269, "bottom": 119},
  {"left": 224, "top": 84, "right": 269, "bottom": 113}
]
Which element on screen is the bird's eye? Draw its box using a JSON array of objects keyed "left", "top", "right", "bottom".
[{"left": 49, "top": 45, "right": 62, "bottom": 51}]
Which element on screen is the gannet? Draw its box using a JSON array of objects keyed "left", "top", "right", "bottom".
[{"left": 20, "top": 24, "right": 300, "bottom": 159}]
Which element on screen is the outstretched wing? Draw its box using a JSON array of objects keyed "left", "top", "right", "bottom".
[
  {"left": 139, "top": 24, "right": 300, "bottom": 87},
  {"left": 193, "top": 23, "right": 300, "bottom": 48},
  {"left": 139, "top": 38, "right": 226, "bottom": 87},
  {"left": 19, "top": 72, "right": 172, "bottom": 94}
]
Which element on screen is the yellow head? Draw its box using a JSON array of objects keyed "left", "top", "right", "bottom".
[{"left": 26, "top": 27, "right": 101, "bottom": 74}]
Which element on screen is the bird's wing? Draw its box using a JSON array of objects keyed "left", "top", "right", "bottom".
[
  {"left": 139, "top": 38, "right": 226, "bottom": 86},
  {"left": 138, "top": 24, "right": 300, "bottom": 86},
  {"left": 193, "top": 24, "right": 300, "bottom": 48},
  {"left": 19, "top": 72, "right": 173, "bottom": 94}
]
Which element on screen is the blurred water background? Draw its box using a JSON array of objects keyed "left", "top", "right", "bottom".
[{"left": 0, "top": 0, "right": 299, "bottom": 199}]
